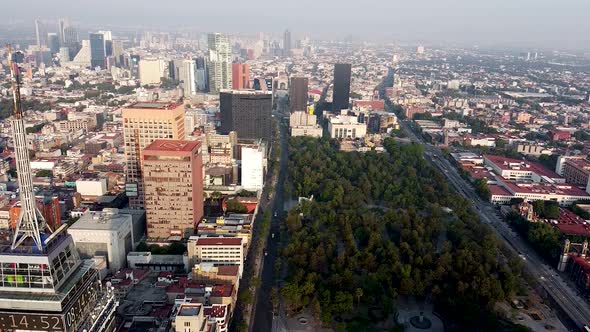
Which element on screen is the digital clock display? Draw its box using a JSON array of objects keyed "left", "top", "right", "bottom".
[
  {"left": 0, "top": 312, "right": 65, "bottom": 331},
  {"left": 62, "top": 279, "right": 100, "bottom": 330},
  {"left": 0, "top": 269, "right": 101, "bottom": 331}
]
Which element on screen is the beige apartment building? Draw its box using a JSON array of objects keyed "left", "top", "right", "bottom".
[
  {"left": 187, "top": 236, "right": 244, "bottom": 276},
  {"left": 142, "top": 140, "right": 203, "bottom": 239},
  {"left": 122, "top": 102, "right": 185, "bottom": 208}
]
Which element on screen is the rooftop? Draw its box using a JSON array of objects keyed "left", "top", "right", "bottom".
[
  {"left": 504, "top": 181, "right": 590, "bottom": 197},
  {"left": 565, "top": 158, "right": 590, "bottom": 172},
  {"left": 195, "top": 237, "right": 242, "bottom": 246},
  {"left": 220, "top": 89, "right": 272, "bottom": 96},
  {"left": 489, "top": 184, "right": 512, "bottom": 197},
  {"left": 144, "top": 140, "right": 201, "bottom": 153},
  {"left": 69, "top": 209, "right": 131, "bottom": 231},
  {"left": 203, "top": 304, "right": 227, "bottom": 318},
  {"left": 484, "top": 155, "right": 562, "bottom": 179},
  {"left": 126, "top": 102, "right": 183, "bottom": 110},
  {"left": 178, "top": 303, "right": 202, "bottom": 316}
]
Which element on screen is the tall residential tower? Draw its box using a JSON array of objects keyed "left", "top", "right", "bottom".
[
  {"left": 207, "top": 33, "right": 232, "bottom": 94},
  {"left": 122, "top": 102, "right": 186, "bottom": 209},
  {"left": 143, "top": 140, "right": 204, "bottom": 239}
]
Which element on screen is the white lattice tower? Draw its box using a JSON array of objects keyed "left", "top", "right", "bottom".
[{"left": 7, "top": 45, "right": 48, "bottom": 250}]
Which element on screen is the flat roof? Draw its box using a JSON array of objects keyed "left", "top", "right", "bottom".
[
  {"left": 144, "top": 140, "right": 201, "bottom": 153},
  {"left": 196, "top": 237, "right": 242, "bottom": 246},
  {"left": 126, "top": 102, "right": 183, "bottom": 110},
  {"left": 485, "top": 155, "right": 562, "bottom": 179},
  {"left": 178, "top": 303, "right": 202, "bottom": 316},
  {"left": 219, "top": 89, "right": 272, "bottom": 95},
  {"left": 566, "top": 158, "right": 590, "bottom": 172},
  {"left": 504, "top": 181, "right": 590, "bottom": 197},
  {"left": 489, "top": 184, "right": 512, "bottom": 196},
  {"left": 69, "top": 210, "right": 131, "bottom": 231}
]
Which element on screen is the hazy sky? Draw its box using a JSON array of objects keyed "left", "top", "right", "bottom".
[{"left": 5, "top": 0, "right": 590, "bottom": 50}]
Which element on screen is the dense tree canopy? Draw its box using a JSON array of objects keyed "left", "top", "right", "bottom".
[{"left": 283, "top": 136, "right": 525, "bottom": 331}]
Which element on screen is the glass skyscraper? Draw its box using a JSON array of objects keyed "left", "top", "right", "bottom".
[
  {"left": 89, "top": 33, "right": 105, "bottom": 69},
  {"left": 333, "top": 63, "right": 352, "bottom": 111}
]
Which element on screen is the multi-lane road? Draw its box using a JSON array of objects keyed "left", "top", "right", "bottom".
[
  {"left": 400, "top": 119, "right": 590, "bottom": 331},
  {"left": 251, "top": 99, "right": 290, "bottom": 332}
]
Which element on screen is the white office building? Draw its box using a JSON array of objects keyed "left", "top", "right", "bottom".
[
  {"left": 76, "top": 178, "right": 108, "bottom": 197},
  {"left": 327, "top": 114, "right": 367, "bottom": 139},
  {"left": 68, "top": 208, "right": 134, "bottom": 273},
  {"left": 207, "top": 33, "right": 232, "bottom": 93},
  {"left": 187, "top": 236, "right": 244, "bottom": 276},
  {"left": 241, "top": 145, "right": 266, "bottom": 191},
  {"left": 180, "top": 59, "right": 197, "bottom": 96},
  {"left": 139, "top": 58, "right": 168, "bottom": 86}
]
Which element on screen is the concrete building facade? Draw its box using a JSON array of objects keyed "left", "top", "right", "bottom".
[
  {"left": 328, "top": 115, "right": 367, "bottom": 139},
  {"left": 207, "top": 33, "right": 232, "bottom": 93},
  {"left": 188, "top": 236, "right": 244, "bottom": 276},
  {"left": 289, "top": 77, "right": 308, "bottom": 113},
  {"left": 139, "top": 59, "right": 168, "bottom": 86},
  {"left": 68, "top": 208, "right": 134, "bottom": 272},
  {"left": 241, "top": 144, "right": 266, "bottom": 191},
  {"left": 231, "top": 63, "right": 250, "bottom": 90},
  {"left": 142, "top": 140, "right": 204, "bottom": 239},
  {"left": 220, "top": 90, "right": 272, "bottom": 142},
  {"left": 122, "top": 102, "right": 186, "bottom": 208}
]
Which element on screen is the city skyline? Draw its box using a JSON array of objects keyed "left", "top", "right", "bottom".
[
  {"left": 1, "top": 0, "right": 590, "bottom": 51},
  {"left": 0, "top": 2, "right": 590, "bottom": 331}
]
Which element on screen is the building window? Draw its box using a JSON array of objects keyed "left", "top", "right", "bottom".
[{"left": 184, "top": 322, "right": 190, "bottom": 327}]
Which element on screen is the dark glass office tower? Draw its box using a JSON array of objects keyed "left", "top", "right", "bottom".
[
  {"left": 89, "top": 33, "right": 105, "bottom": 68},
  {"left": 290, "top": 77, "right": 309, "bottom": 113},
  {"left": 220, "top": 90, "right": 273, "bottom": 142},
  {"left": 332, "top": 63, "right": 351, "bottom": 111},
  {"left": 47, "top": 33, "right": 60, "bottom": 54}
]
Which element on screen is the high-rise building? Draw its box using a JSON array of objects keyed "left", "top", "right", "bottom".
[
  {"left": 62, "top": 26, "right": 79, "bottom": 46},
  {"left": 2, "top": 46, "right": 118, "bottom": 332},
  {"left": 289, "top": 76, "right": 308, "bottom": 113},
  {"left": 207, "top": 33, "right": 232, "bottom": 94},
  {"left": 138, "top": 59, "right": 168, "bottom": 86},
  {"left": 72, "top": 40, "right": 91, "bottom": 67},
  {"left": 220, "top": 90, "right": 272, "bottom": 142},
  {"left": 332, "top": 63, "right": 352, "bottom": 111},
  {"left": 47, "top": 33, "right": 60, "bottom": 54},
  {"left": 241, "top": 144, "right": 266, "bottom": 191},
  {"left": 59, "top": 47, "right": 70, "bottom": 62},
  {"left": 58, "top": 19, "right": 66, "bottom": 44},
  {"left": 143, "top": 140, "right": 204, "bottom": 239},
  {"left": 122, "top": 102, "right": 186, "bottom": 209},
  {"left": 195, "top": 57, "right": 208, "bottom": 92},
  {"left": 231, "top": 63, "right": 249, "bottom": 90},
  {"left": 112, "top": 40, "right": 123, "bottom": 64},
  {"left": 89, "top": 33, "right": 105, "bottom": 69},
  {"left": 98, "top": 31, "right": 113, "bottom": 57},
  {"left": 34, "top": 19, "right": 46, "bottom": 47},
  {"left": 283, "top": 29, "right": 291, "bottom": 55},
  {"left": 179, "top": 59, "right": 197, "bottom": 96}
]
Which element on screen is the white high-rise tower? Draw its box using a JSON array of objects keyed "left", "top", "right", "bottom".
[
  {"left": 207, "top": 33, "right": 232, "bottom": 93},
  {"left": 7, "top": 46, "right": 49, "bottom": 250}
]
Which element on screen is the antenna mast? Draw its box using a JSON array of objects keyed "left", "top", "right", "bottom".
[{"left": 6, "top": 44, "right": 49, "bottom": 251}]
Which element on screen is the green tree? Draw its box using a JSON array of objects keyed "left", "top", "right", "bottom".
[
  {"left": 225, "top": 199, "right": 248, "bottom": 213},
  {"left": 35, "top": 170, "right": 53, "bottom": 178}
]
